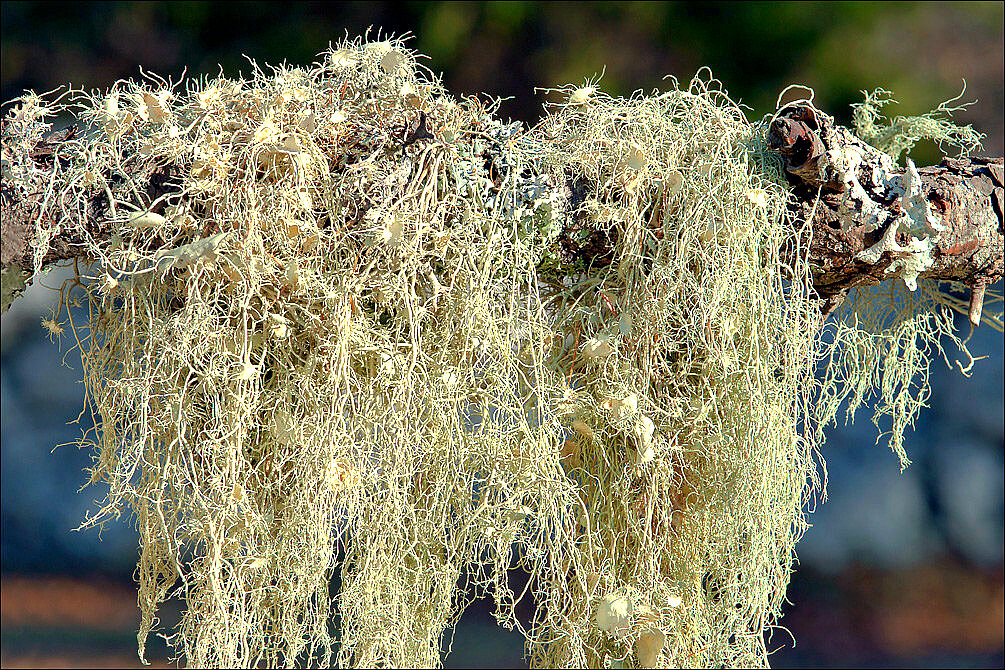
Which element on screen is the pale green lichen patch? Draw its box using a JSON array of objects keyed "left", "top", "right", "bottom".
[
  {"left": 1, "top": 266, "right": 28, "bottom": 313},
  {"left": 852, "top": 87, "right": 983, "bottom": 163},
  {"left": 856, "top": 159, "right": 945, "bottom": 291}
]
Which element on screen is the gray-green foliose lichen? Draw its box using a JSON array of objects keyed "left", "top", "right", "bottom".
[
  {"left": 828, "top": 137, "right": 943, "bottom": 291},
  {"left": 853, "top": 159, "right": 944, "bottom": 291},
  {"left": 1, "top": 265, "right": 28, "bottom": 313}
]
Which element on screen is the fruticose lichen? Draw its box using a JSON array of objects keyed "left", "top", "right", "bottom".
[
  {"left": 1, "top": 38, "right": 997, "bottom": 668},
  {"left": 851, "top": 87, "right": 982, "bottom": 164},
  {"left": 808, "top": 88, "right": 999, "bottom": 469}
]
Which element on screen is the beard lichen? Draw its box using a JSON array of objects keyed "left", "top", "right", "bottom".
[
  {"left": 2, "top": 37, "right": 995, "bottom": 668},
  {"left": 814, "top": 87, "right": 998, "bottom": 470}
]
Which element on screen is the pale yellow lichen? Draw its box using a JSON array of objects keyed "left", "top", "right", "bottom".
[{"left": 4, "top": 34, "right": 995, "bottom": 670}]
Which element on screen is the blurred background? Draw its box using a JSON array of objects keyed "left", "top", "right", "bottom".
[{"left": 2, "top": 2, "right": 1002, "bottom": 667}]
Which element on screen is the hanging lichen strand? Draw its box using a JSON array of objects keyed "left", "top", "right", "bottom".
[{"left": 3, "top": 36, "right": 987, "bottom": 668}]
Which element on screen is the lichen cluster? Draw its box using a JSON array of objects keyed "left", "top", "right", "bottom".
[
  {"left": 851, "top": 87, "right": 982, "bottom": 164},
  {"left": 1, "top": 36, "right": 995, "bottom": 668}
]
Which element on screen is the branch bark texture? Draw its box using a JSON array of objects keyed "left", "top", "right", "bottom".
[
  {"left": 2, "top": 104, "right": 1003, "bottom": 318},
  {"left": 768, "top": 103, "right": 1003, "bottom": 320}
]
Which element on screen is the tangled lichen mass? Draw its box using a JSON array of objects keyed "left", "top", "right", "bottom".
[{"left": 1, "top": 36, "right": 988, "bottom": 668}]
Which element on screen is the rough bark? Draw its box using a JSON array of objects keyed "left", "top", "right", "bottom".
[
  {"left": 2, "top": 104, "right": 1003, "bottom": 321},
  {"left": 768, "top": 103, "right": 1003, "bottom": 321}
]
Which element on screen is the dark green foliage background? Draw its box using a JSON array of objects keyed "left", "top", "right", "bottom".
[{"left": 3, "top": 1, "right": 1003, "bottom": 162}]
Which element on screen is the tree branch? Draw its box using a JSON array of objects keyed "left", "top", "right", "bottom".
[
  {"left": 768, "top": 103, "right": 1003, "bottom": 321},
  {"left": 2, "top": 103, "right": 1002, "bottom": 320}
]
